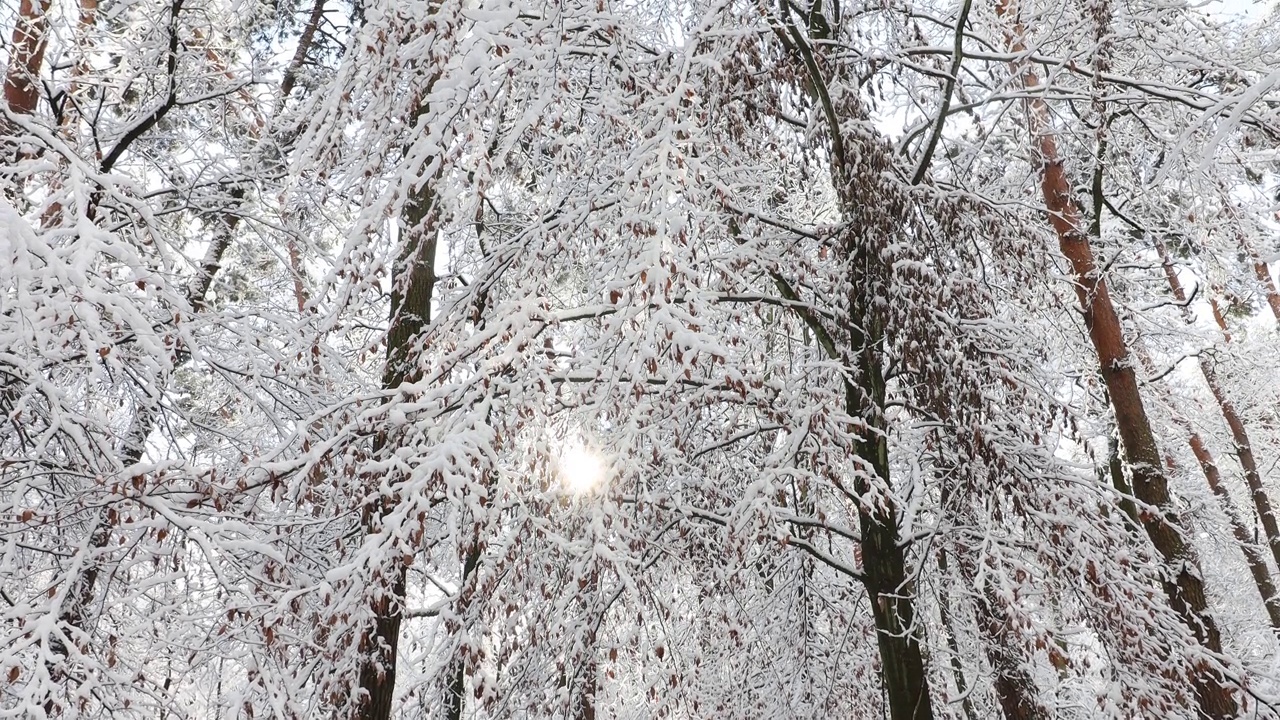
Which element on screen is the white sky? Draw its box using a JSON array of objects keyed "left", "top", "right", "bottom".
[{"left": 1203, "top": 0, "right": 1276, "bottom": 20}]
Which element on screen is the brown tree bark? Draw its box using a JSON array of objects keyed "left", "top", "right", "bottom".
[
  {"left": 279, "top": 0, "right": 327, "bottom": 100},
  {"left": 3, "top": 0, "right": 51, "bottom": 119},
  {"left": 978, "top": 587, "right": 1049, "bottom": 720},
  {"left": 997, "top": 2, "right": 1237, "bottom": 716},
  {"left": 439, "top": 545, "right": 481, "bottom": 720},
  {"left": 1183, "top": 431, "right": 1280, "bottom": 630},
  {"left": 1134, "top": 342, "right": 1280, "bottom": 631},
  {"left": 59, "top": 0, "right": 98, "bottom": 134},
  {"left": 2, "top": 0, "right": 51, "bottom": 178},
  {"left": 843, "top": 276, "right": 933, "bottom": 720},
  {"left": 1154, "top": 237, "right": 1280, "bottom": 575},
  {"left": 934, "top": 554, "right": 980, "bottom": 720},
  {"left": 1246, "top": 247, "right": 1280, "bottom": 325},
  {"left": 1235, "top": 222, "right": 1280, "bottom": 326}
]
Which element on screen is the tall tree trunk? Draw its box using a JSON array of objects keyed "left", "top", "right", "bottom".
[
  {"left": 439, "top": 544, "right": 481, "bottom": 720},
  {"left": 38, "top": 14, "right": 319, "bottom": 706},
  {"left": 1233, "top": 221, "right": 1280, "bottom": 325},
  {"left": 846, "top": 327, "right": 934, "bottom": 720},
  {"left": 997, "top": 3, "right": 1237, "bottom": 716},
  {"left": 976, "top": 586, "right": 1049, "bottom": 720},
  {"left": 355, "top": 172, "right": 438, "bottom": 719},
  {"left": 279, "top": 0, "right": 327, "bottom": 101},
  {"left": 771, "top": 9, "right": 937, "bottom": 716},
  {"left": 3, "top": 0, "right": 51, "bottom": 120},
  {"left": 1154, "top": 236, "right": 1280, "bottom": 574},
  {"left": 771, "top": 191, "right": 936, "bottom": 720},
  {"left": 1134, "top": 341, "right": 1280, "bottom": 630},
  {"left": 1104, "top": 435, "right": 1141, "bottom": 532},
  {"left": 760, "top": 231, "right": 928, "bottom": 720},
  {"left": 939, "top": 545, "right": 1048, "bottom": 720},
  {"left": 1246, "top": 245, "right": 1280, "bottom": 325},
  {"left": 2, "top": 0, "right": 50, "bottom": 181},
  {"left": 942, "top": 485, "right": 1049, "bottom": 720},
  {"left": 1183, "top": 430, "right": 1280, "bottom": 631}
]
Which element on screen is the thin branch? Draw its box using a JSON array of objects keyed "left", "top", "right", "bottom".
[
  {"left": 910, "top": 0, "right": 972, "bottom": 185},
  {"left": 99, "top": 0, "right": 184, "bottom": 173},
  {"left": 778, "top": 1, "right": 846, "bottom": 172},
  {"left": 404, "top": 598, "right": 452, "bottom": 619}
]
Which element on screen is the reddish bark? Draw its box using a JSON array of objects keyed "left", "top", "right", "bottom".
[
  {"left": 1138, "top": 341, "right": 1280, "bottom": 631},
  {"left": 1184, "top": 432, "right": 1280, "bottom": 630},
  {"left": 280, "top": 0, "right": 327, "bottom": 100},
  {"left": 998, "top": 2, "right": 1237, "bottom": 715},
  {"left": 3, "top": 0, "right": 52, "bottom": 119},
  {"left": 1244, "top": 235, "right": 1280, "bottom": 325},
  {"left": 1156, "top": 239, "right": 1280, "bottom": 575}
]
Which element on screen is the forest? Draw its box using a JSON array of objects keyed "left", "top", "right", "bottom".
[{"left": 2, "top": 0, "right": 1280, "bottom": 716}]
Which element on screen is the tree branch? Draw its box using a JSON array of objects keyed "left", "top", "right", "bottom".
[{"left": 910, "top": 0, "right": 972, "bottom": 185}]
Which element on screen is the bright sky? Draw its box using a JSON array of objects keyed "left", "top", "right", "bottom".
[
  {"left": 1203, "top": 0, "right": 1275, "bottom": 20},
  {"left": 558, "top": 441, "right": 609, "bottom": 495}
]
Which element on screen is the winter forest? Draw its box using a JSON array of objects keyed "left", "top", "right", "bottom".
[{"left": 7, "top": 0, "right": 1280, "bottom": 715}]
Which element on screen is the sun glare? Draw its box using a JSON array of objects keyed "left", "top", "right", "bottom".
[{"left": 558, "top": 442, "right": 607, "bottom": 495}]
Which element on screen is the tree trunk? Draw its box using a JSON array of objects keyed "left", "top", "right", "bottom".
[
  {"left": 1249, "top": 252, "right": 1280, "bottom": 325},
  {"left": 775, "top": 10, "right": 937, "bottom": 715},
  {"left": 279, "top": 0, "right": 327, "bottom": 101},
  {"left": 1104, "top": 435, "right": 1142, "bottom": 532},
  {"left": 765, "top": 224, "right": 935, "bottom": 720},
  {"left": 1136, "top": 336, "right": 1280, "bottom": 629},
  {"left": 977, "top": 584, "right": 1049, "bottom": 720},
  {"left": 846, "top": 324, "right": 934, "bottom": 720},
  {"left": 997, "top": 2, "right": 1236, "bottom": 715},
  {"left": 1239, "top": 232, "right": 1280, "bottom": 325},
  {"left": 1154, "top": 236, "right": 1280, "bottom": 575},
  {"left": 938, "top": 547, "right": 1048, "bottom": 720},
  {"left": 3, "top": 0, "right": 51, "bottom": 119},
  {"left": 441, "top": 544, "right": 481, "bottom": 720},
  {"left": 934, "top": 558, "right": 980, "bottom": 720},
  {"left": 2, "top": 0, "right": 50, "bottom": 179},
  {"left": 766, "top": 8, "right": 936, "bottom": 714},
  {"left": 355, "top": 174, "right": 438, "bottom": 719},
  {"left": 1184, "top": 431, "right": 1280, "bottom": 631}
]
